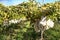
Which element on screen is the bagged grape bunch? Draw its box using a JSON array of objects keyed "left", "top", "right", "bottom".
[{"left": 40, "top": 16, "right": 54, "bottom": 30}]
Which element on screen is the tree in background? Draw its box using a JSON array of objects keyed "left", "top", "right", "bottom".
[{"left": 0, "top": 0, "right": 60, "bottom": 40}]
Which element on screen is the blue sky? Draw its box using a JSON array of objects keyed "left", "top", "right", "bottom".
[{"left": 0, "top": 0, "right": 57, "bottom": 6}]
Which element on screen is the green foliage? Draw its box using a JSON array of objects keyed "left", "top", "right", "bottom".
[
  {"left": 0, "top": 0, "right": 60, "bottom": 40},
  {"left": 44, "top": 22, "right": 60, "bottom": 40}
]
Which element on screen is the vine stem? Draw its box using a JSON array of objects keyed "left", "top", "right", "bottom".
[
  {"left": 40, "top": 26, "right": 46, "bottom": 40},
  {"left": 40, "top": 30, "right": 44, "bottom": 40}
]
